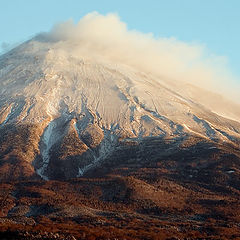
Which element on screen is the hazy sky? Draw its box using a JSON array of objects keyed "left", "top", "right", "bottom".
[{"left": 0, "top": 0, "right": 239, "bottom": 81}]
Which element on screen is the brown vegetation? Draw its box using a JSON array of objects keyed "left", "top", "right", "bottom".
[{"left": 0, "top": 129, "right": 240, "bottom": 239}]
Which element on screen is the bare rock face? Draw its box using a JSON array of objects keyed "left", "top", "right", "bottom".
[
  {"left": 81, "top": 124, "right": 104, "bottom": 148},
  {"left": 0, "top": 39, "right": 240, "bottom": 180}
]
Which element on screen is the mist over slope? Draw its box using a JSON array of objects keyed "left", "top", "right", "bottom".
[{"left": 36, "top": 12, "right": 240, "bottom": 103}]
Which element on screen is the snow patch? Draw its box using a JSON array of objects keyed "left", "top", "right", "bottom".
[
  {"left": 77, "top": 132, "right": 118, "bottom": 176},
  {"left": 1, "top": 106, "right": 13, "bottom": 125},
  {"left": 36, "top": 120, "right": 56, "bottom": 180},
  {"left": 73, "top": 120, "right": 81, "bottom": 137},
  {"left": 183, "top": 124, "right": 207, "bottom": 139},
  {"left": 208, "top": 146, "right": 217, "bottom": 149}
]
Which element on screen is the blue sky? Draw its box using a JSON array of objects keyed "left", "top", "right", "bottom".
[{"left": 0, "top": 0, "right": 239, "bottom": 80}]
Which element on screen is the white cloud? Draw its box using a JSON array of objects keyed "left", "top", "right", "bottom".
[{"left": 36, "top": 12, "right": 239, "bottom": 102}]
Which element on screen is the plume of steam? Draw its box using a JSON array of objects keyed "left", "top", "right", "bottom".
[{"left": 36, "top": 12, "right": 239, "bottom": 101}]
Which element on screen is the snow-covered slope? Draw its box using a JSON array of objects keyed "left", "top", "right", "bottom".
[{"left": 0, "top": 39, "right": 240, "bottom": 180}]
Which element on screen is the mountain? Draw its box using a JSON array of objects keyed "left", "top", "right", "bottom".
[
  {"left": 0, "top": 38, "right": 240, "bottom": 181},
  {"left": 1, "top": 38, "right": 240, "bottom": 239}
]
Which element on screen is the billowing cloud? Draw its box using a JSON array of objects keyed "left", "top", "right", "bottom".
[{"left": 36, "top": 12, "right": 239, "bottom": 102}]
